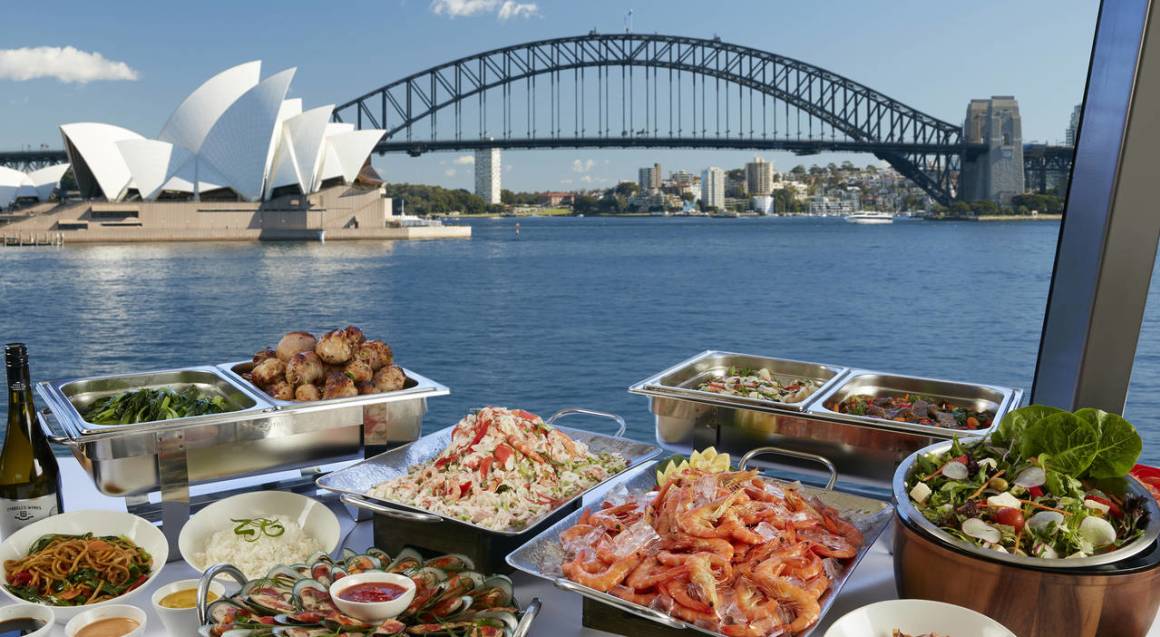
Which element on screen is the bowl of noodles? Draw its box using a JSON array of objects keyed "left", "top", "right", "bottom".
[{"left": 0, "top": 510, "right": 167, "bottom": 624}]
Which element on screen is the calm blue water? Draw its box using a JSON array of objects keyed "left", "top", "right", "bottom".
[{"left": 2, "top": 216, "right": 1159, "bottom": 464}]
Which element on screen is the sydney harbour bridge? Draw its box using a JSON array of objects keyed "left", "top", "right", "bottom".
[{"left": 1, "top": 33, "right": 1073, "bottom": 205}]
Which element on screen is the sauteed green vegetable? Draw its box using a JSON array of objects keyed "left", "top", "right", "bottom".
[{"left": 83, "top": 386, "right": 229, "bottom": 424}]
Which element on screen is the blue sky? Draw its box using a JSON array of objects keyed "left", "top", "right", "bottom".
[{"left": 0, "top": 0, "right": 1099, "bottom": 192}]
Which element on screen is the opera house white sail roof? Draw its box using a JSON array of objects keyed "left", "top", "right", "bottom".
[
  {"left": 0, "top": 164, "right": 70, "bottom": 210},
  {"left": 60, "top": 61, "right": 385, "bottom": 202}
]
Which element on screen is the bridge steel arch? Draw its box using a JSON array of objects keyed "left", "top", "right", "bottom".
[{"left": 334, "top": 34, "right": 973, "bottom": 203}]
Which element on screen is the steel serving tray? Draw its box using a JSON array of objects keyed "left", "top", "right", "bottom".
[
  {"left": 507, "top": 448, "right": 895, "bottom": 637},
  {"left": 218, "top": 360, "right": 445, "bottom": 411},
  {"left": 630, "top": 350, "right": 849, "bottom": 413},
  {"left": 37, "top": 366, "right": 272, "bottom": 436},
  {"left": 317, "top": 408, "right": 662, "bottom": 536},
  {"left": 807, "top": 369, "right": 1021, "bottom": 438},
  {"left": 894, "top": 439, "right": 1160, "bottom": 570}
]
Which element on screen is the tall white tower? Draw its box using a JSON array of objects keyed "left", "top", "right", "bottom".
[{"left": 474, "top": 147, "right": 501, "bottom": 205}]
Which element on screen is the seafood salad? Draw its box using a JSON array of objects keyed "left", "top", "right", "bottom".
[
  {"left": 829, "top": 393, "right": 994, "bottom": 430},
  {"left": 906, "top": 405, "right": 1148, "bottom": 559},
  {"left": 697, "top": 367, "right": 820, "bottom": 404},
  {"left": 202, "top": 548, "right": 524, "bottom": 637},
  {"left": 370, "top": 407, "right": 627, "bottom": 531},
  {"left": 559, "top": 468, "right": 864, "bottom": 636}
]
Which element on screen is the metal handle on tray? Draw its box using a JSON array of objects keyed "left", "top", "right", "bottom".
[
  {"left": 738, "top": 446, "right": 838, "bottom": 491},
  {"left": 553, "top": 578, "right": 687, "bottom": 630},
  {"left": 340, "top": 494, "right": 442, "bottom": 523},
  {"left": 546, "top": 407, "right": 627, "bottom": 438},
  {"left": 37, "top": 409, "right": 74, "bottom": 446},
  {"left": 197, "top": 563, "right": 248, "bottom": 625},
  {"left": 512, "top": 597, "right": 541, "bottom": 637}
]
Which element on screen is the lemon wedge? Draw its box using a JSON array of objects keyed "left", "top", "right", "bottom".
[{"left": 656, "top": 447, "right": 732, "bottom": 485}]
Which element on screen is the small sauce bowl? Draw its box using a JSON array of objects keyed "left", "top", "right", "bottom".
[
  {"left": 64, "top": 605, "right": 146, "bottom": 637},
  {"left": 330, "top": 572, "right": 416, "bottom": 623}
]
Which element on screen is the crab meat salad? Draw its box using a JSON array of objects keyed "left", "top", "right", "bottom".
[
  {"left": 369, "top": 407, "right": 627, "bottom": 531},
  {"left": 697, "top": 366, "right": 821, "bottom": 404},
  {"left": 905, "top": 404, "right": 1148, "bottom": 560}
]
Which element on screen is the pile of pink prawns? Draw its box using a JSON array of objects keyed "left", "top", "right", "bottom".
[{"left": 560, "top": 469, "right": 864, "bottom": 636}]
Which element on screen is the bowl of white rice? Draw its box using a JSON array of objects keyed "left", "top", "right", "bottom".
[{"left": 178, "top": 491, "right": 341, "bottom": 579}]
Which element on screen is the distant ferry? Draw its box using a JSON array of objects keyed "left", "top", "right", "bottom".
[{"left": 845, "top": 211, "right": 894, "bottom": 225}]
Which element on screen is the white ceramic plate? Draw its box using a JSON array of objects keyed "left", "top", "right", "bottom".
[
  {"left": 178, "top": 491, "right": 340, "bottom": 576},
  {"left": 0, "top": 510, "right": 168, "bottom": 624},
  {"left": 824, "top": 599, "right": 1016, "bottom": 637}
]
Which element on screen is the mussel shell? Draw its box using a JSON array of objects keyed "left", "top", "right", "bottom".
[
  {"left": 344, "top": 554, "right": 382, "bottom": 573},
  {"left": 387, "top": 547, "right": 424, "bottom": 573},
  {"left": 423, "top": 553, "right": 474, "bottom": 573},
  {"left": 309, "top": 561, "right": 333, "bottom": 587},
  {"left": 207, "top": 598, "right": 254, "bottom": 624}
]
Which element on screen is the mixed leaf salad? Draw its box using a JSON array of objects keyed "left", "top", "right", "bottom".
[{"left": 905, "top": 405, "right": 1150, "bottom": 559}]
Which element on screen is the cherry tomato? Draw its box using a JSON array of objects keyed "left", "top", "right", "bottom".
[
  {"left": 1027, "top": 485, "right": 1044, "bottom": 499},
  {"left": 993, "top": 507, "right": 1025, "bottom": 532}
]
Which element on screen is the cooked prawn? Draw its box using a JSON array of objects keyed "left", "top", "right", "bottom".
[{"left": 561, "top": 553, "right": 641, "bottom": 592}]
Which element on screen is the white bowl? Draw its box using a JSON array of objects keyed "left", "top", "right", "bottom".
[
  {"left": 64, "top": 604, "right": 147, "bottom": 637},
  {"left": 0, "top": 510, "right": 168, "bottom": 624},
  {"left": 178, "top": 491, "right": 340, "bottom": 576},
  {"left": 151, "top": 578, "right": 226, "bottom": 637},
  {"left": 0, "top": 603, "right": 54, "bottom": 637},
  {"left": 824, "top": 599, "right": 1016, "bottom": 637},
  {"left": 330, "top": 572, "right": 416, "bottom": 623}
]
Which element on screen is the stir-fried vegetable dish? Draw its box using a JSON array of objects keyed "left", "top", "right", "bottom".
[
  {"left": 829, "top": 393, "right": 993, "bottom": 430},
  {"left": 697, "top": 367, "right": 820, "bottom": 403},
  {"left": 905, "top": 405, "right": 1148, "bottom": 559},
  {"left": 83, "top": 386, "right": 230, "bottom": 424},
  {"left": 370, "top": 407, "right": 627, "bottom": 531}
]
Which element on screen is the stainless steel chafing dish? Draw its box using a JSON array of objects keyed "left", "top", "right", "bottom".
[
  {"left": 507, "top": 448, "right": 895, "bottom": 637},
  {"left": 316, "top": 407, "right": 662, "bottom": 573},
  {"left": 631, "top": 352, "right": 1022, "bottom": 491},
  {"left": 37, "top": 364, "right": 449, "bottom": 559}
]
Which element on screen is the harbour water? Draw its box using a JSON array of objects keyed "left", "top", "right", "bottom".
[{"left": 3, "top": 215, "right": 1159, "bottom": 464}]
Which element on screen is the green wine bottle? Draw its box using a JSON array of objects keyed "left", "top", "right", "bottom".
[{"left": 0, "top": 343, "right": 61, "bottom": 537}]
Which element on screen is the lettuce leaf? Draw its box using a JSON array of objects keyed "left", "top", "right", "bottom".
[
  {"left": 993, "top": 404, "right": 1065, "bottom": 447},
  {"left": 1075, "top": 408, "right": 1143, "bottom": 478},
  {"left": 1020, "top": 412, "right": 1099, "bottom": 476}
]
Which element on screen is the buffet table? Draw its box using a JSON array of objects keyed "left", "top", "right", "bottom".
[{"left": 18, "top": 457, "right": 1153, "bottom": 636}]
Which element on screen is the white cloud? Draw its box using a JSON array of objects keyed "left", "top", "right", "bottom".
[
  {"left": 560, "top": 178, "right": 574, "bottom": 185},
  {"left": 572, "top": 159, "right": 595, "bottom": 173},
  {"left": 580, "top": 175, "right": 594, "bottom": 184},
  {"left": 453, "top": 154, "right": 475, "bottom": 165},
  {"left": 431, "top": 0, "right": 539, "bottom": 20},
  {"left": 0, "top": 46, "right": 139, "bottom": 83},
  {"left": 444, "top": 168, "right": 457, "bottom": 177}
]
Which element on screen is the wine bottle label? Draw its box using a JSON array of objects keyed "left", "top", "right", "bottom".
[{"left": 0, "top": 495, "right": 58, "bottom": 538}]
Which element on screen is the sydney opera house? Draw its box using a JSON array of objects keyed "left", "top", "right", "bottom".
[{"left": 3, "top": 62, "right": 469, "bottom": 242}]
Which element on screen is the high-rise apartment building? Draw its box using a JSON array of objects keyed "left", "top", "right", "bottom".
[
  {"left": 474, "top": 147, "right": 501, "bottom": 205},
  {"left": 745, "top": 156, "right": 775, "bottom": 195},
  {"left": 638, "top": 163, "right": 662, "bottom": 192},
  {"left": 701, "top": 167, "right": 725, "bottom": 210},
  {"left": 1066, "top": 104, "right": 1082, "bottom": 146}
]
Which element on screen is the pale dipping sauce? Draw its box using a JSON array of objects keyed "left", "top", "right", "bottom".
[{"left": 75, "top": 617, "right": 140, "bottom": 637}]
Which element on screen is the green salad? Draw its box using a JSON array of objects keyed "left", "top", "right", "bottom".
[{"left": 905, "top": 405, "right": 1149, "bottom": 559}]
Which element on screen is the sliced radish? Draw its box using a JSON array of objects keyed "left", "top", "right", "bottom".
[
  {"left": 1014, "top": 466, "right": 1046, "bottom": 488},
  {"left": 978, "top": 458, "right": 998, "bottom": 471},
  {"left": 942, "top": 461, "right": 969, "bottom": 481},
  {"left": 962, "top": 517, "right": 1002, "bottom": 544},
  {"left": 986, "top": 492, "right": 1022, "bottom": 509},
  {"left": 1079, "top": 516, "right": 1117, "bottom": 548},
  {"left": 1033, "top": 542, "right": 1059, "bottom": 559},
  {"left": 1084, "top": 498, "right": 1111, "bottom": 515},
  {"left": 1026, "top": 511, "right": 1065, "bottom": 533},
  {"left": 909, "top": 482, "right": 932, "bottom": 504}
]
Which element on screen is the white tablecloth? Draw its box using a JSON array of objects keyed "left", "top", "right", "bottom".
[{"left": 15, "top": 458, "right": 1160, "bottom": 636}]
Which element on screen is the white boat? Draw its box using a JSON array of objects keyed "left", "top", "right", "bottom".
[{"left": 845, "top": 211, "right": 894, "bottom": 224}]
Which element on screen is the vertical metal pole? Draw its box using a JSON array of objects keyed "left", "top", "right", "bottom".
[{"left": 1033, "top": 0, "right": 1158, "bottom": 411}]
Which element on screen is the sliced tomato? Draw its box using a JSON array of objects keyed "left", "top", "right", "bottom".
[{"left": 494, "top": 443, "right": 514, "bottom": 465}]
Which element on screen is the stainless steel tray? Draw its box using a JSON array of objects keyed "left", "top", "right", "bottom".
[
  {"left": 218, "top": 360, "right": 445, "bottom": 411},
  {"left": 37, "top": 366, "right": 272, "bottom": 436},
  {"left": 807, "top": 369, "right": 1021, "bottom": 438},
  {"left": 317, "top": 407, "right": 662, "bottom": 536},
  {"left": 507, "top": 448, "right": 894, "bottom": 637},
  {"left": 630, "top": 350, "right": 848, "bottom": 413}
]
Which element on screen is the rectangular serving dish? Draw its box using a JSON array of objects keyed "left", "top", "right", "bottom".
[
  {"left": 218, "top": 360, "right": 444, "bottom": 411},
  {"left": 507, "top": 459, "right": 894, "bottom": 637},
  {"left": 806, "top": 369, "right": 1021, "bottom": 438},
  {"left": 316, "top": 409, "right": 662, "bottom": 573},
  {"left": 629, "top": 350, "right": 849, "bottom": 413},
  {"left": 38, "top": 366, "right": 272, "bottom": 436}
]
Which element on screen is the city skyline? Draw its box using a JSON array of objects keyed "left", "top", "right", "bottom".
[{"left": 0, "top": 0, "right": 1099, "bottom": 191}]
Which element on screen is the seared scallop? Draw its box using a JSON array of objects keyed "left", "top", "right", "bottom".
[
  {"left": 316, "top": 329, "right": 353, "bottom": 365},
  {"left": 373, "top": 365, "right": 407, "bottom": 393},
  {"left": 286, "top": 351, "right": 324, "bottom": 386},
  {"left": 276, "top": 331, "right": 318, "bottom": 362},
  {"left": 355, "top": 340, "right": 393, "bottom": 371}
]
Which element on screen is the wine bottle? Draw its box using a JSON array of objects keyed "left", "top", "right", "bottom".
[{"left": 0, "top": 344, "right": 61, "bottom": 537}]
